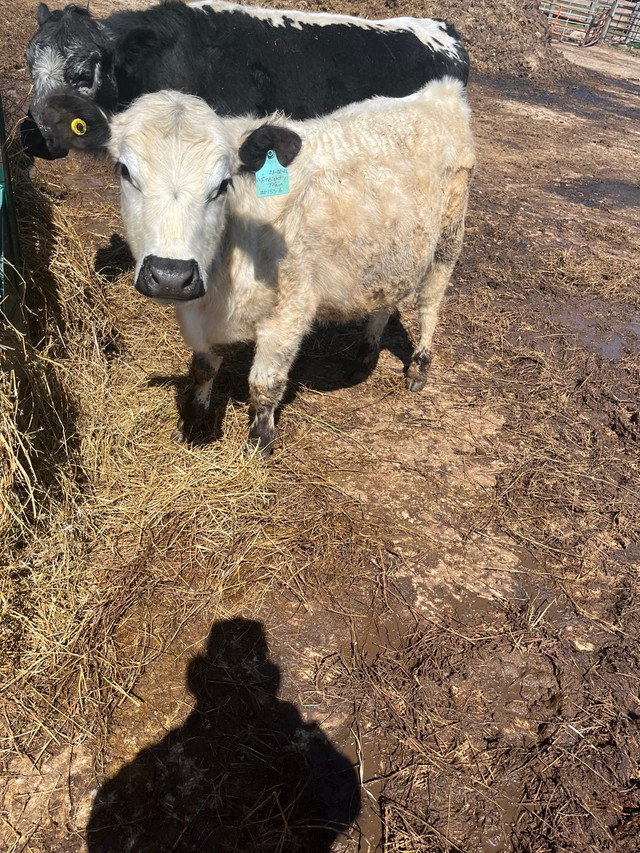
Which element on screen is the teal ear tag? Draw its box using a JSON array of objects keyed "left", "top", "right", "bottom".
[{"left": 255, "top": 149, "right": 290, "bottom": 198}]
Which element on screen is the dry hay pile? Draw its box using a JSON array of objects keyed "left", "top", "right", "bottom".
[{"left": 259, "top": 0, "right": 570, "bottom": 79}]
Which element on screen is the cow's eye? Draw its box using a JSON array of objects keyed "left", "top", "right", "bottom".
[
  {"left": 209, "top": 178, "right": 232, "bottom": 202},
  {"left": 77, "top": 72, "right": 94, "bottom": 88},
  {"left": 116, "top": 162, "right": 133, "bottom": 184},
  {"left": 73, "top": 63, "right": 96, "bottom": 89}
]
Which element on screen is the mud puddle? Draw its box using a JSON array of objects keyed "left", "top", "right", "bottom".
[
  {"left": 551, "top": 176, "right": 640, "bottom": 211},
  {"left": 550, "top": 299, "right": 640, "bottom": 360}
]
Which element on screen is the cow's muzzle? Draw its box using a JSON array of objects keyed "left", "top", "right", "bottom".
[
  {"left": 136, "top": 255, "right": 205, "bottom": 302},
  {"left": 20, "top": 112, "right": 69, "bottom": 160}
]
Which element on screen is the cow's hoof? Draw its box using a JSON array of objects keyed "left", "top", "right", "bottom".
[
  {"left": 248, "top": 421, "right": 275, "bottom": 460},
  {"left": 170, "top": 419, "right": 187, "bottom": 444},
  {"left": 248, "top": 435, "right": 274, "bottom": 460},
  {"left": 405, "top": 349, "right": 432, "bottom": 393},
  {"left": 350, "top": 359, "right": 378, "bottom": 384},
  {"left": 405, "top": 375, "right": 427, "bottom": 393},
  {"left": 350, "top": 340, "right": 380, "bottom": 384}
]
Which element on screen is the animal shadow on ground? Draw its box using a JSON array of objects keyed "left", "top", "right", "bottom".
[
  {"left": 94, "top": 233, "right": 135, "bottom": 280},
  {"left": 148, "top": 313, "right": 415, "bottom": 446},
  {"left": 86, "top": 617, "right": 361, "bottom": 853}
]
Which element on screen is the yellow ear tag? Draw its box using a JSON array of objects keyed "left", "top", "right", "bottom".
[{"left": 71, "top": 118, "right": 87, "bottom": 136}]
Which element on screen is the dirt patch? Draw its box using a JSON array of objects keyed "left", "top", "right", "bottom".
[
  {"left": 555, "top": 42, "right": 640, "bottom": 82},
  {"left": 2, "top": 2, "right": 640, "bottom": 853}
]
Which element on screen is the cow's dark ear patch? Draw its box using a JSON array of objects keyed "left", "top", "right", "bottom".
[
  {"left": 238, "top": 125, "right": 302, "bottom": 172},
  {"left": 36, "top": 3, "right": 51, "bottom": 26},
  {"left": 41, "top": 93, "right": 111, "bottom": 153}
]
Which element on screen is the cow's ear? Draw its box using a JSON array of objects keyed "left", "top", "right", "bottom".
[
  {"left": 41, "top": 93, "right": 111, "bottom": 152},
  {"left": 238, "top": 125, "right": 302, "bottom": 172},
  {"left": 117, "top": 27, "right": 161, "bottom": 75},
  {"left": 36, "top": 3, "right": 51, "bottom": 26}
]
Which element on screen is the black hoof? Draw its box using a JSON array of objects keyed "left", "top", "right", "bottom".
[
  {"left": 248, "top": 432, "right": 274, "bottom": 460},
  {"left": 172, "top": 400, "right": 211, "bottom": 444},
  {"left": 249, "top": 437, "right": 274, "bottom": 460},
  {"left": 405, "top": 375, "right": 427, "bottom": 393},
  {"left": 249, "top": 414, "right": 275, "bottom": 460},
  {"left": 170, "top": 418, "right": 187, "bottom": 444},
  {"left": 405, "top": 349, "right": 432, "bottom": 393},
  {"left": 350, "top": 340, "right": 380, "bottom": 383}
]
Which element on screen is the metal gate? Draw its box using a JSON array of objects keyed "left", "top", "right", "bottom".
[{"left": 539, "top": 0, "right": 640, "bottom": 51}]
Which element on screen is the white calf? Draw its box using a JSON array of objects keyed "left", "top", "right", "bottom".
[{"left": 44, "top": 78, "right": 474, "bottom": 456}]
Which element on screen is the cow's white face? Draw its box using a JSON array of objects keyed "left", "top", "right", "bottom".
[
  {"left": 108, "top": 93, "right": 234, "bottom": 302},
  {"left": 40, "top": 87, "right": 301, "bottom": 302}
]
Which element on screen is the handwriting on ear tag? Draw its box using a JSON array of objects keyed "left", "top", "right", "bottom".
[
  {"left": 71, "top": 118, "right": 87, "bottom": 136},
  {"left": 255, "top": 150, "right": 289, "bottom": 198}
]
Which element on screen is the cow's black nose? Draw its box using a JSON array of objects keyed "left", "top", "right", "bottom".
[
  {"left": 20, "top": 115, "right": 68, "bottom": 160},
  {"left": 136, "top": 256, "right": 205, "bottom": 301}
]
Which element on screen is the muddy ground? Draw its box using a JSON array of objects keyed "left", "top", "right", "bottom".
[{"left": 1, "top": 2, "right": 640, "bottom": 852}]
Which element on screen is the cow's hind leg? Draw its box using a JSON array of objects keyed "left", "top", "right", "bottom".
[
  {"left": 406, "top": 221, "right": 464, "bottom": 393},
  {"left": 171, "top": 349, "right": 223, "bottom": 443},
  {"left": 351, "top": 307, "right": 393, "bottom": 383}
]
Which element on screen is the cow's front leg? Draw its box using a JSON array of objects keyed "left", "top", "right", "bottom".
[
  {"left": 248, "top": 316, "right": 310, "bottom": 459},
  {"left": 171, "top": 349, "right": 223, "bottom": 443}
]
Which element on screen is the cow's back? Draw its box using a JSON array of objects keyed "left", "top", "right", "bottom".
[{"left": 110, "top": 1, "right": 469, "bottom": 117}]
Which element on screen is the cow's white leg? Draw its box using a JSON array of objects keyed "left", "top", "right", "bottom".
[
  {"left": 352, "top": 306, "right": 393, "bottom": 382},
  {"left": 406, "top": 219, "right": 464, "bottom": 393},
  {"left": 248, "top": 311, "right": 312, "bottom": 458},
  {"left": 171, "top": 349, "right": 223, "bottom": 442}
]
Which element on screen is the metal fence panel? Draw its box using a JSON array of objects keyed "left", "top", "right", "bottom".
[{"left": 539, "top": 0, "right": 640, "bottom": 50}]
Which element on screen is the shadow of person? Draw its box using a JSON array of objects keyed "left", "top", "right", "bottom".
[{"left": 87, "top": 618, "right": 360, "bottom": 852}]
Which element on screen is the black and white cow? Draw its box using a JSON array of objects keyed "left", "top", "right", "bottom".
[
  {"left": 43, "top": 80, "right": 474, "bottom": 456},
  {"left": 23, "top": 0, "right": 469, "bottom": 159}
]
